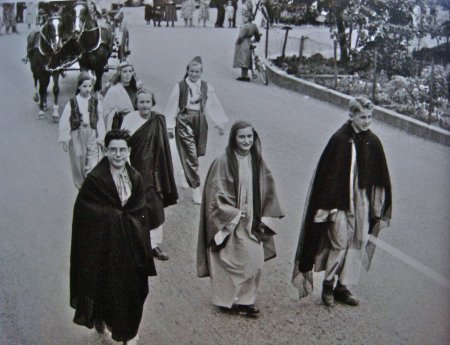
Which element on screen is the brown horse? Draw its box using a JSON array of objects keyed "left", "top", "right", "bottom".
[
  {"left": 27, "top": 15, "right": 65, "bottom": 120},
  {"left": 72, "top": 1, "right": 113, "bottom": 92}
]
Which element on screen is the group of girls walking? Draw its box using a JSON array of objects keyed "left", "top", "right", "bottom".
[{"left": 60, "top": 54, "right": 285, "bottom": 323}]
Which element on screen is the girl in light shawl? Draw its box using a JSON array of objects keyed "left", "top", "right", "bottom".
[
  {"left": 197, "top": 121, "right": 284, "bottom": 317},
  {"left": 102, "top": 61, "right": 141, "bottom": 131}
]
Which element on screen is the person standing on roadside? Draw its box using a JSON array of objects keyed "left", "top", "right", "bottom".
[{"left": 233, "top": 14, "right": 260, "bottom": 81}]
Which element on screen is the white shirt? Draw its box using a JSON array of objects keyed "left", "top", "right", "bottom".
[
  {"left": 58, "top": 95, "right": 106, "bottom": 143},
  {"left": 164, "top": 78, "right": 229, "bottom": 129}
]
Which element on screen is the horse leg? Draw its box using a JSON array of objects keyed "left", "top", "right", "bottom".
[
  {"left": 33, "top": 76, "right": 40, "bottom": 103},
  {"left": 94, "top": 68, "right": 103, "bottom": 93},
  {"left": 52, "top": 73, "right": 60, "bottom": 122},
  {"left": 38, "top": 73, "right": 50, "bottom": 119}
]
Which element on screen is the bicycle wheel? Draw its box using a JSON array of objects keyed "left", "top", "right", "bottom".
[{"left": 257, "top": 62, "right": 269, "bottom": 86}]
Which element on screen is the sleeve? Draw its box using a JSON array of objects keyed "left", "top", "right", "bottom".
[
  {"left": 96, "top": 101, "right": 106, "bottom": 145},
  {"left": 214, "top": 211, "right": 241, "bottom": 245},
  {"left": 58, "top": 102, "right": 72, "bottom": 142},
  {"left": 313, "top": 209, "right": 338, "bottom": 223},
  {"left": 237, "top": 27, "right": 247, "bottom": 42},
  {"left": 205, "top": 84, "right": 229, "bottom": 127},
  {"left": 163, "top": 84, "right": 180, "bottom": 129}
]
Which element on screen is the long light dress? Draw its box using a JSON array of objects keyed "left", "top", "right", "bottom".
[{"left": 208, "top": 153, "right": 264, "bottom": 308}]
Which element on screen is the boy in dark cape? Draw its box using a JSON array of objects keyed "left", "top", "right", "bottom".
[{"left": 292, "top": 97, "right": 392, "bottom": 306}]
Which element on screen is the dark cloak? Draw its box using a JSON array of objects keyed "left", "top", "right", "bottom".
[
  {"left": 197, "top": 129, "right": 284, "bottom": 278},
  {"left": 292, "top": 121, "right": 392, "bottom": 298},
  {"left": 128, "top": 112, "right": 178, "bottom": 229},
  {"left": 70, "top": 158, "right": 156, "bottom": 342}
]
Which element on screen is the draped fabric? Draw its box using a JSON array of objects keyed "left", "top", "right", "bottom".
[
  {"left": 70, "top": 158, "right": 156, "bottom": 342},
  {"left": 197, "top": 130, "right": 284, "bottom": 278},
  {"left": 103, "top": 83, "right": 136, "bottom": 131},
  {"left": 292, "top": 121, "right": 392, "bottom": 298},
  {"left": 124, "top": 111, "right": 179, "bottom": 229}
]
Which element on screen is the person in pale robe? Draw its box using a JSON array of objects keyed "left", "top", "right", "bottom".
[
  {"left": 292, "top": 97, "right": 392, "bottom": 307},
  {"left": 102, "top": 61, "right": 140, "bottom": 131},
  {"left": 58, "top": 72, "right": 106, "bottom": 189},
  {"left": 164, "top": 56, "right": 228, "bottom": 204},
  {"left": 197, "top": 0, "right": 210, "bottom": 27},
  {"left": 197, "top": 121, "right": 284, "bottom": 317},
  {"left": 233, "top": 14, "right": 261, "bottom": 81},
  {"left": 25, "top": 2, "right": 38, "bottom": 30},
  {"left": 121, "top": 89, "right": 178, "bottom": 261},
  {"left": 181, "top": 0, "right": 196, "bottom": 27}
]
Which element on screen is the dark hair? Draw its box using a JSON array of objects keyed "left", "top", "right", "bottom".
[
  {"left": 227, "top": 120, "right": 253, "bottom": 151},
  {"left": 104, "top": 129, "right": 131, "bottom": 148},
  {"left": 75, "top": 72, "right": 92, "bottom": 95}
]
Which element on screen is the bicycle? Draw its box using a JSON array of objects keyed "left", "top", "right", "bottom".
[{"left": 250, "top": 44, "right": 269, "bottom": 86}]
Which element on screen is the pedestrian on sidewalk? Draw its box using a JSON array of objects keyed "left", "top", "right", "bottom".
[
  {"left": 144, "top": 0, "right": 154, "bottom": 25},
  {"left": 58, "top": 72, "right": 106, "bottom": 189},
  {"left": 25, "top": 1, "right": 38, "bottom": 31},
  {"left": 292, "top": 96, "right": 392, "bottom": 307},
  {"left": 70, "top": 129, "right": 156, "bottom": 345},
  {"left": 121, "top": 89, "right": 178, "bottom": 261},
  {"left": 233, "top": 14, "right": 261, "bottom": 81},
  {"left": 214, "top": 0, "right": 225, "bottom": 27},
  {"left": 231, "top": 0, "right": 237, "bottom": 27},
  {"left": 103, "top": 61, "right": 142, "bottom": 131},
  {"left": 181, "top": 0, "right": 196, "bottom": 27},
  {"left": 225, "top": 1, "right": 234, "bottom": 28},
  {"left": 164, "top": 0, "right": 177, "bottom": 27},
  {"left": 197, "top": 0, "right": 210, "bottom": 27},
  {"left": 3, "top": 3, "right": 19, "bottom": 34},
  {"left": 164, "top": 56, "right": 229, "bottom": 204},
  {"left": 197, "top": 120, "right": 284, "bottom": 317}
]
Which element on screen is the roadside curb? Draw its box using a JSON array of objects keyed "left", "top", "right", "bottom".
[{"left": 265, "top": 60, "right": 450, "bottom": 147}]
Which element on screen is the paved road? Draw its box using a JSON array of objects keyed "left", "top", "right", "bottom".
[{"left": 0, "top": 9, "right": 449, "bottom": 345}]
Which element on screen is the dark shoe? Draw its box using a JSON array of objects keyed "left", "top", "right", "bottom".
[
  {"left": 321, "top": 282, "right": 334, "bottom": 307},
  {"left": 334, "top": 285, "right": 359, "bottom": 306},
  {"left": 238, "top": 304, "right": 260, "bottom": 318},
  {"left": 236, "top": 77, "right": 250, "bottom": 82},
  {"left": 218, "top": 305, "right": 237, "bottom": 314},
  {"left": 152, "top": 247, "right": 169, "bottom": 261}
]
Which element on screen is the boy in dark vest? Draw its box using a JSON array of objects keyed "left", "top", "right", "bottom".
[{"left": 164, "top": 56, "right": 229, "bottom": 204}]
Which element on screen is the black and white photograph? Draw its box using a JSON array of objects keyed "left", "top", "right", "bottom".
[{"left": 0, "top": 0, "right": 449, "bottom": 344}]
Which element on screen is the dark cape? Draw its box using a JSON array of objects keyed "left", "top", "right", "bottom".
[
  {"left": 128, "top": 112, "right": 178, "bottom": 229},
  {"left": 292, "top": 121, "right": 392, "bottom": 297},
  {"left": 70, "top": 158, "right": 156, "bottom": 342},
  {"left": 197, "top": 131, "right": 284, "bottom": 277}
]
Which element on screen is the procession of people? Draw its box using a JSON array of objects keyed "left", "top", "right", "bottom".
[{"left": 3, "top": 1, "right": 396, "bottom": 344}]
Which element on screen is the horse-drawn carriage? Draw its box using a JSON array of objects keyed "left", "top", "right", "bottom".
[{"left": 25, "top": 0, "right": 130, "bottom": 120}]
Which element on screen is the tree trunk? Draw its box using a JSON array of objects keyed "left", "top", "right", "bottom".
[{"left": 336, "top": 12, "right": 348, "bottom": 65}]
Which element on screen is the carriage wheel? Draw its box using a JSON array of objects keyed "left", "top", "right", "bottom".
[{"left": 118, "top": 28, "right": 130, "bottom": 62}]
